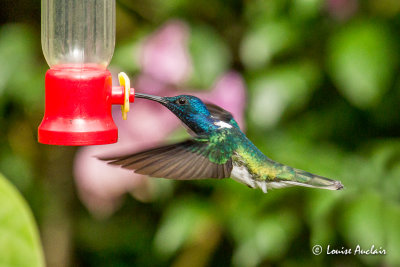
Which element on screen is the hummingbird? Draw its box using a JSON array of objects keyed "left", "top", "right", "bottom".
[{"left": 101, "top": 93, "right": 343, "bottom": 193}]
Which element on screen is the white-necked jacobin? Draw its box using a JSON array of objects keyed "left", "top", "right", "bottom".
[{"left": 102, "top": 93, "right": 343, "bottom": 193}]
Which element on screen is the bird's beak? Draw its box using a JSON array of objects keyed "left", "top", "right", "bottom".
[{"left": 135, "top": 93, "right": 167, "bottom": 104}]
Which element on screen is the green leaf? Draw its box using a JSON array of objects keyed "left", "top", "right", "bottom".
[
  {"left": 232, "top": 212, "right": 299, "bottom": 267},
  {"left": 0, "top": 24, "right": 36, "bottom": 96},
  {"left": 290, "top": 0, "right": 324, "bottom": 20},
  {"left": 306, "top": 191, "right": 343, "bottom": 246},
  {"left": 0, "top": 173, "right": 44, "bottom": 267},
  {"left": 244, "top": 0, "right": 287, "bottom": 20},
  {"left": 153, "top": 199, "right": 211, "bottom": 257},
  {"left": 0, "top": 24, "right": 45, "bottom": 110},
  {"left": 368, "top": 141, "right": 400, "bottom": 200},
  {"left": 188, "top": 25, "right": 231, "bottom": 89},
  {"left": 248, "top": 61, "right": 321, "bottom": 128},
  {"left": 327, "top": 20, "right": 397, "bottom": 109},
  {"left": 385, "top": 203, "right": 400, "bottom": 265},
  {"left": 153, "top": 0, "right": 190, "bottom": 17},
  {"left": 240, "top": 19, "right": 299, "bottom": 69},
  {"left": 339, "top": 192, "right": 385, "bottom": 265}
]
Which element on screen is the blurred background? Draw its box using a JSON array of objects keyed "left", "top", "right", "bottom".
[{"left": 1, "top": 0, "right": 400, "bottom": 266}]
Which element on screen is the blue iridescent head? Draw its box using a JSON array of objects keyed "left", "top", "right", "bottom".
[{"left": 135, "top": 93, "right": 212, "bottom": 133}]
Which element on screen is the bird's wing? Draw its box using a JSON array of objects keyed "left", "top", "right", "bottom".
[
  {"left": 99, "top": 139, "right": 233, "bottom": 180},
  {"left": 205, "top": 103, "right": 233, "bottom": 122}
]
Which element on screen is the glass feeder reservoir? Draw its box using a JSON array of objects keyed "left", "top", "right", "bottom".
[{"left": 39, "top": 0, "right": 134, "bottom": 145}]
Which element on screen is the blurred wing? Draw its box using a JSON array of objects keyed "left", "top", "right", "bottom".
[{"left": 100, "top": 139, "right": 233, "bottom": 180}]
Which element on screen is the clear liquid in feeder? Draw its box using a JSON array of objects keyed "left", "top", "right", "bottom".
[
  {"left": 42, "top": 0, "right": 115, "bottom": 71},
  {"left": 38, "top": 0, "right": 125, "bottom": 146}
]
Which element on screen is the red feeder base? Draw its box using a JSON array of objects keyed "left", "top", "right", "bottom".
[{"left": 38, "top": 66, "right": 117, "bottom": 146}]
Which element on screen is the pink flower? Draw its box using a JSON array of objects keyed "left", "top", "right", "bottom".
[{"left": 140, "top": 20, "right": 192, "bottom": 85}]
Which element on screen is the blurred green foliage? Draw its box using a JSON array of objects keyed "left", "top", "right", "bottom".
[
  {"left": 0, "top": 173, "right": 44, "bottom": 267},
  {"left": 189, "top": 25, "right": 231, "bottom": 88},
  {"left": 328, "top": 20, "right": 397, "bottom": 108},
  {"left": 1, "top": 0, "right": 400, "bottom": 266}
]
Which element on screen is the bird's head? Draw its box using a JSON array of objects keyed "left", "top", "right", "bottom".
[{"left": 135, "top": 93, "right": 211, "bottom": 133}]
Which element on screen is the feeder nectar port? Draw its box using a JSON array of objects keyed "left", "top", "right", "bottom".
[{"left": 38, "top": 65, "right": 135, "bottom": 146}]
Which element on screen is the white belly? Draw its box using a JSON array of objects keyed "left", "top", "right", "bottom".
[
  {"left": 230, "top": 162, "right": 294, "bottom": 193},
  {"left": 230, "top": 164, "right": 268, "bottom": 193}
]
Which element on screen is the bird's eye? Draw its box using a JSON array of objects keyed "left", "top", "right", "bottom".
[{"left": 177, "top": 97, "right": 187, "bottom": 105}]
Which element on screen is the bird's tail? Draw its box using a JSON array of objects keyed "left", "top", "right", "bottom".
[{"left": 276, "top": 167, "right": 343, "bottom": 190}]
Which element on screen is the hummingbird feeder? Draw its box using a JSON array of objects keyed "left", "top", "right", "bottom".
[{"left": 38, "top": 0, "right": 135, "bottom": 146}]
